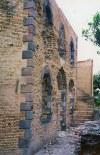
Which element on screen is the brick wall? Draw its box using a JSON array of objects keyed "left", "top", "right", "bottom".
[
  {"left": 0, "top": 0, "right": 77, "bottom": 154},
  {"left": 77, "top": 59, "right": 93, "bottom": 97},
  {"left": 0, "top": 1, "right": 25, "bottom": 154}
]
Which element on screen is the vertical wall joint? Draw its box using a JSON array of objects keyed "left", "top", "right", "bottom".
[{"left": 19, "top": 0, "right": 37, "bottom": 153}]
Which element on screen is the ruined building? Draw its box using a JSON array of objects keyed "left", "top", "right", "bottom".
[{"left": 0, "top": 0, "right": 92, "bottom": 155}]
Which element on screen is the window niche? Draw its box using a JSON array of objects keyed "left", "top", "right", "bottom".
[
  {"left": 43, "top": 0, "right": 53, "bottom": 25},
  {"left": 69, "top": 79, "right": 74, "bottom": 92},
  {"left": 69, "top": 79, "right": 75, "bottom": 115},
  {"left": 57, "top": 68, "right": 67, "bottom": 130},
  {"left": 40, "top": 67, "right": 53, "bottom": 124},
  {"left": 70, "top": 40, "right": 75, "bottom": 65},
  {"left": 57, "top": 67, "right": 67, "bottom": 90},
  {"left": 58, "top": 24, "right": 66, "bottom": 59}
]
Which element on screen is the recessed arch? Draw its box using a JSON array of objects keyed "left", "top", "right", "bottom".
[
  {"left": 43, "top": 0, "right": 53, "bottom": 25},
  {"left": 69, "top": 79, "right": 74, "bottom": 92},
  {"left": 40, "top": 66, "right": 53, "bottom": 124},
  {"left": 57, "top": 68, "right": 67, "bottom": 130},
  {"left": 69, "top": 79, "right": 75, "bottom": 117},
  {"left": 59, "top": 24, "right": 65, "bottom": 40},
  {"left": 70, "top": 39, "right": 75, "bottom": 64},
  {"left": 41, "top": 66, "right": 52, "bottom": 109},
  {"left": 58, "top": 23, "right": 66, "bottom": 59},
  {"left": 57, "top": 67, "right": 67, "bottom": 90}
]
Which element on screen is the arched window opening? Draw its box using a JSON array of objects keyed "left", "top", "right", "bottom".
[
  {"left": 69, "top": 79, "right": 74, "bottom": 92},
  {"left": 57, "top": 68, "right": 67, "bottom": 90},
  {"left": 58, "top": 24, "right": 66, "bottom": 59},
  {"left": 40, "top": 68, "right": 52, "bottom": 124},
  {"left": 42, "top": 73, "right": 52, "bottom": 111},
  {"left": 43, "top": 0, "right": 53, "bottom": 25},
  {"left": 57, "top": 68, "right": 67, "bottom": 130},
  {"left": 60, "top": 24, "right": 65, "bottom": 40},
  {"left": 70, "top": 40, "right": 75, "bottom": 64},
  {"left": 69, "top": 79, "right": 75, "bottom": 117}
]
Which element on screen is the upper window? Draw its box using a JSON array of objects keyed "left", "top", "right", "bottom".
[
  {"left": 43, "top": 0, "right": 53, "bottom": 25},
  {"left": 58, "top": 24, "right": 66, "bottom": 59},
  {"left": 70, "top": 40, "right": 75, "bottom": 65},
  {"left": 69, "top": 79, "right": 74, "bottom": 92},
  {"left": 57, "top": 67, "right": 67, "bottom": 90}
]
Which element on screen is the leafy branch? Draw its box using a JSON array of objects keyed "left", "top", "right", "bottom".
[{"left": 82, "top": 12, "right": 100, "bottom": 53}]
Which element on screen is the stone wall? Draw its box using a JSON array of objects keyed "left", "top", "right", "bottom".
[
  {"left": 77, "top": 59, "right": 93, "bottom": 97},
  {"left": 0, "top": 0, "right": 77, "bottom": 154},
  {"left": 0, "top": 1, "right": 25, "bottom": 154},
  {"left": 76, "top": 60, "right": 94, "bottom": 124}
]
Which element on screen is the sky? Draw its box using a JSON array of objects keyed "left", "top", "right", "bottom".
[{"left": 56, "top": 0, "right": 100, "bottom": 74}]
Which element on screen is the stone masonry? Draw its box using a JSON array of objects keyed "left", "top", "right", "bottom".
[
  {"left": 76, "top": 60, "right": 94, "bottom": 124},
  {"left": 0, "top": 0, "right": 78, "bottom": 155}
]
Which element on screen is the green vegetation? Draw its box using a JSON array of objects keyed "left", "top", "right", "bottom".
[
  {"left": 93, "top": 73, "right": 100, "bottom": 106},
  {"left": 82, "top": 12, "right": 100, "bottom": 53}
]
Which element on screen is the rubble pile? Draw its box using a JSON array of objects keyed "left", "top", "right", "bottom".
[
  {"left": 75, "top": 121, "right": 100, "bottom": 145},
  {"left": 35, "top": 130, "right": 80, "bottom": 155}
]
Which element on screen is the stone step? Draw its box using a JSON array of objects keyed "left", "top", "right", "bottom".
[
  {"left": 76, "top": 117, "right": 92, "bottom": 121},
  {"left": 76, "top": 112, "right": 93, "bottom": 116},
  {"left": 75, "top": 117, "right": 92, "bottom": 120},
  {"left": 77, "top": 107, "right": 93, "bottom": 110},
  {"left": 75, "top": 118, "right": 91, "bottom": 122},
  {"left": 75, "top": 113, "right": 92, "bottom": 116},
  {"left": 76, "top": 110, "right": 93, "bottom": 113},
  {"left": 76, "top": 113, "right": 93, "bottom": 117}
]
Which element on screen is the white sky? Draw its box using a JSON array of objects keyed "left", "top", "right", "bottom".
[{"left": 56, "top": 0, "right": 100, "bottom": 74}]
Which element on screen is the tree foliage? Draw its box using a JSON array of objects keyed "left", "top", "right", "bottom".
[
  {"left": 93, "top": 73, "right": 100, "bottom": 106},
  {"left": 82, "top": 12, "right": 100, "bottom": 49}
]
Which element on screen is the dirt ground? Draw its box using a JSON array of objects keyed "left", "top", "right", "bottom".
[{"left": 35, "top": 130, "right": 80, "bottom": 155}]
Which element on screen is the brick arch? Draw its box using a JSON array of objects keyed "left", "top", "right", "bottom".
[
  {"left": 70, "top": 39, "right": 75, "bottom": 64},
  {"left": 57, "top": 67, "right": 67, "bottom": 90},
  {"left": 58, "top": 23, "right": 66, "bottom": 59},
  {"left": 43, "top": 0, "right": 53, "bottom": 25}
]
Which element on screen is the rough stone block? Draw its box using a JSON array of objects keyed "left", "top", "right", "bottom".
[
  {"left": 27, "top": 59, "right": 34, "bottom": 68},
  {"left": 24, "top": 0, "right": 35, "bottom": 9},
  {"left": 25, "top": 111, "right": 33, "bottom": 120},
  {"left": 22, "top": 67, "right": 33, "bottom": 76},
  {"left": 22, "top": 50, "right": 33, "bottom": 59},
  {"left": 18, "top": 138, "right": 29, "bottom": 148},
  {"left": 28, "top": 25, "right": 36, "bottom": 35},
  {"left": 24, "top": 129, "right": 32, "bottom": 139},
  {"left": 20, "top": 102, "right": 33, "bottom": 111},
  {"left": 28, "top": 42, "right": 36, "bottom": 51},
  {"left": 20, "top": 84, "right": 33, "bottom": 93},
  {"left": 23, "top": 34, "right": 33, "bottom": 42},
  {"left": 23, "top": 17, "right": 35, "bottom": 26},
  {"left": 28, "top": 9, "right": 37, "bottom": 18},
  {"left": 25, "top": 93, "right": 33, "bottom": 102},
  {"left": 19, "top": 120, "right": 32, "bottom": 129},
  {"left": 26, "top": 77, "right": 34, "bottom": 85}
]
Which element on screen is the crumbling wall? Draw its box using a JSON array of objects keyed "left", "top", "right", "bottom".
[{"left": 0, "top": 0, "right": 77, "bottom": 154}]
